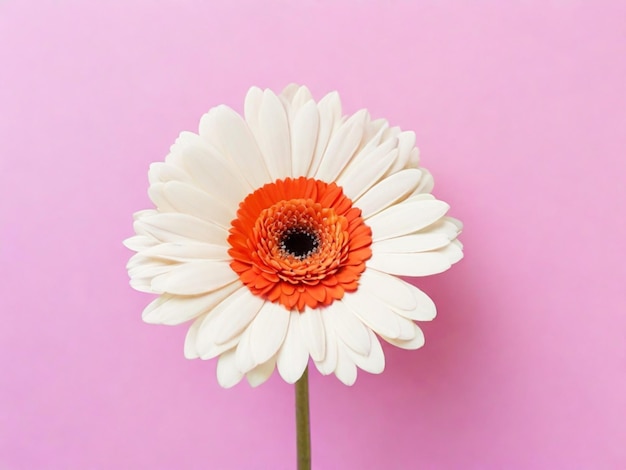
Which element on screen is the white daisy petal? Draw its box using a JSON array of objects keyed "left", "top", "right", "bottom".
[
  {"left": 277, "top": 311, "right": 309, "bottom": 383},
  {"left": 358, "top": 269, "right": 416, "bottom": 311},
  {"left": 289, "top": 85, "right": 314, "bottom": 113},
  {"left": 148, "top": 183, "right": 175, "bottom": 212},
  {"left": 162, "top": 181, "right": 234, "bottom": 229},
  {"left": 343, "top": 329, "right": 385, "bottom": 374},
  {"left": 326, "top": 300, "right": 371, "bottom": 357},
  {"left": 148, "top": 162, "right": 192, "bottom": 185},
  {"left": 367, "top": 199, "right": 450, "bottom": 242},
  {"left": 127, "top": 256, "right": 172, "bottom": 278},
  {"left": 254, "top": 89, "right": 292, "bottom": 179},
  {"left": 337, "top": 148, "right": 398, "bottom": 201},
  {"left": 196, "top": 287, "right": 265, "bottom": 351},
  {"left": 334, "top": 345, "right": 357, "bottom": 386},
  {"left": 368, "top": 242, "right": 464, "bottom": 276},
  {"left": 355, "top": 169, "right": 422, "bottom": 219},
  {"left": 291, "top": 100, "right": 320, "bottom": 177},
  {"left": 143, "top": 282, "right": 239, "bottom": 325},
  {"left": 199, "top": 105, "right": 271, "bottom": 189},
  {"left": 250, "top": 302, "right": 290, "bottom": 365},
  {"left": 387, "top": 131, "right": 416, "bottom": 174},
  {"left": 184, "top": 315, "right": 204, "bottom": 359},
  {"left": 129, "top": 277, "right": 157, "bottom": 293},
  {"left": 314, "top": 109, "right": 367, "bottom": 182},
  {"left": 360, "top": 269, "right": 436, "bottom": 321},
  {"left": 235, "top": 325, "right": 256, "bottom": 373},
  {"left": 199, "top": 335, "right": 241, "bottom": 361},
  {"left": 342, "top": 290, "right": 415, "bottom": 340},
  {"left": 151, "top": 260, "right": 238, "bottom": 295},
  {"left": 217, "top": 348, "right": 245, "bottom": 388},
  {"left": 372, "top": 233, "right": 452, "bottom": 254},
  {"left": 244, "top": 86, "right": 263, "bottom": 134},
  {"left": 141, "top": 242, "right": 229, "bottom": 262},
  {"left": 314, "top": 313, "right": 338, "bottom": 376},
  {"left": 299, "top": 307, "right": 326, "bottom": 362},
  {"left": 413, "top": 168, "right": 434, "bottom": 194},
  {"left": 135, "top": 213, "right": 229, "bottom": 245},
  {"left": 246, "top": 357, "right": 277, "bottom": 387},
  {"left": 307, "top": 91, "right": 342, "bottom": 176},
  {"left": 123, "top": 235, "right": 158, "bottom": 252},
  {"left": 381, "top": 324, "right": 425, "bottom": 350},
  {"left": 180, "top": 141, "right": 251, "bottom": 206}
]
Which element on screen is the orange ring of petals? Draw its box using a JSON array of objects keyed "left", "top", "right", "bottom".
[{"left": 228, "top": 177, "right": 372, "bottom": 312}]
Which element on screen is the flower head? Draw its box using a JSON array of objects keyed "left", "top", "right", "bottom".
[{"left": 125, "top": 85, "right": 463, "bottom": 387}]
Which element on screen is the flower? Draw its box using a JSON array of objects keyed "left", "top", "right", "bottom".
[{"left": 125, "top": 85, "right": 463, "bottom": 387}]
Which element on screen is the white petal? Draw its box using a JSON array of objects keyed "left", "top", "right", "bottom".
[
  {"left": 337, "top": 148, "right": 398, "bottom": 201},
  {"left": 184, "top": 315, "right": 205, "bottom": 359},
  {"left": 140, "top": 241, "right": 229, "bottom": 262},
  {"left": 367, "top": 199, "right": 450, "bottom": 242},
  {"left": 290, "top": 100, "right": 319, "bottom": 177},
  {"left": 280, "top": 83, "right": 302, "bottom": 102},
  {"left": 372, "top": 233, "right": 452, "bottom": 254},
  {"left": 393, "top": 284, "right": 437, "bottom": 322},
  {"left": 289, "top": 85, "right": 314, "bottom": 113},
  {"left": 199, "top": 334, "right": 241, "bottom": 360},
  {"left": 196, "top": 287, "right": 265, "bottom": 349},
  {"left": 162, "top": 181, "right": 234, "bottom": 229},
  {"left": 123, "top": 235, "right": 158, "bottom": 252},
  {"left": 143, "top": 282, "right": 240, "bottom": 325},
  {"left": 217, "top": 349, "right": 244, "bottom": 388},
  {"left": 299, "top": 307, "right": 326, "bottom": 362},
  {"left": 326, "top": 301, "right": 371, "bottom": 357},
  {"left": 387, "top": 131, "right": 416, "bottom": 174},
  {"left": 148, "top": 162, "right": 192, "bottom": 185},
  {"left": 199, "top": 106, "right": 271, "bottom": 189},
  {"left": 368, "top": 242, "right": 463, "bottom": 276},
  {"left": 354, "top": 169, "right": 422, "bottom": 219},
  {"left": 132, "top": 209, "right": 157, "bottom": 223},
  {"left": 244, "top": 86, "right": 263, "bottom": 135},
  {"left": 334, "top": 346, "right": 357, "bottom": 386},
  {"left": 148, "top": 183, "right": 175, "bottom": 212},
  {"left": 360, "top": 269, "right": 436, "bottom": 321},
  {"left": 307, "top": 91, "right": 342, "bottom": 176},
  {"left": 277, "top": 311, "right": 309, "bottom": 383},
  {"left": 129, "top": 277, "right": 158, "bottom": 293},
  {"left": 246, "top": 358, "right": 276, "bottom": 387},
  {"left": 343, "top": 329, "right": 385, "bottom": 374},
  {"left": 358, "top": 269, "right": 416, "bottom": 312},
  {"left": 249, "top": 302, "right": 290, "bottom": 365},
  {"left": 151, "top": 260, "right": 238, "bottom": 295},
  {"left": 412, "top": 168, "right": 434, "bottom": 194},
  {"left": 342, "top": 290, "right": 415, "bottom": 340},
  {"left": 179, "top": 141, "right": 250, "bottom": 207},
  {"left": 135, "top": 213, "right": 228, "bottom": 245},
  {"left": 314, "top": 110, "right": 367, "bottom": 182},
  {"left": 381, "top": 324, "right": 425, "bottom": 350},
  {"left": 235, "top": 325, "right": 256, "bottom": 373},
  {"left": 254, "top": 89, "right": 292, "bottom": 179},
  {"left": 127, "top": 256, "right": 172, "bottom": 278},
  {"left": 314, "top": 312, "right": 338, "bottom": 376},
  {"left": 355, "top": 119, "right": 389, "bottom": 155}
]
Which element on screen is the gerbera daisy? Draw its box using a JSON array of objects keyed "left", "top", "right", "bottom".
[{"left": 125, "top": 85, "right": 463, "bottom": 388}]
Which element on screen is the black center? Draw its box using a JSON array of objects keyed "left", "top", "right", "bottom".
[{"left": 281, "top": 230, "right": 319, "bottom": 259}]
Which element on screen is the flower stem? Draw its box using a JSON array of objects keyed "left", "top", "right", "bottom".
[{"left": 295, "top": 366, "right": 311, "bottom": 470}]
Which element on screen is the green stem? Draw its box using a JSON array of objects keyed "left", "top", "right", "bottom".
[{"left": 295, "top": 367, "right": 311, "bottom": 470}]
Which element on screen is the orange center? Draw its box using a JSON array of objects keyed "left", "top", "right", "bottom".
[{"left": 228, "top": 177, "right": 372, "bottom": 311}]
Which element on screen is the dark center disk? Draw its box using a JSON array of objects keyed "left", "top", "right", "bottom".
[{"left": 281, "top": 230, "right": 319, "bottom": 259}]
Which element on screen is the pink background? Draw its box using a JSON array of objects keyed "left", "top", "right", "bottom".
[{"left": 1, "top": 1, "right": 625, "bottom": 468}]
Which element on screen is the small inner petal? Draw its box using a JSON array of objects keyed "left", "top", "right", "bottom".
[{"left": 228, "top": 177, "right": 372, "bottom": 311}]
